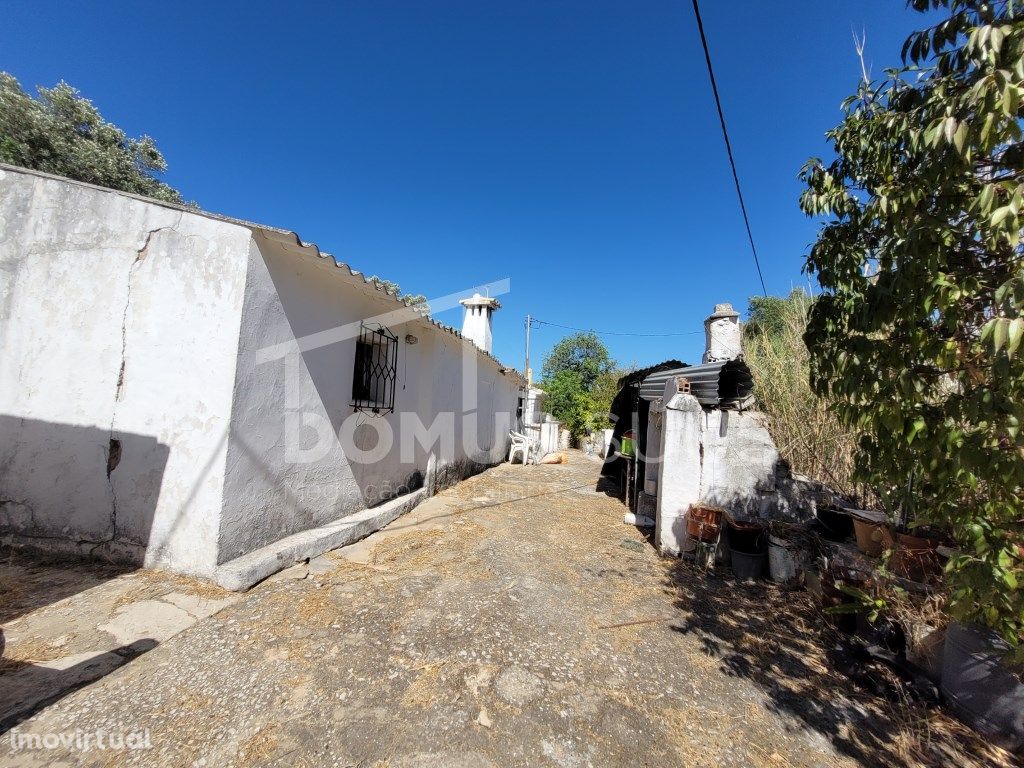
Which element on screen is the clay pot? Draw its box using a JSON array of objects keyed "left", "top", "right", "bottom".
[
  {"left": 891, "top": 546, "right": 941, "bottom": 583},
  {"left": 898, "top": 531, "right": 939, "bottom": 550},
  {"left": 727, "top": 519, "right": 766, "bottom": 555},
  {"left": 852, "top": 517, "right": 892, "bottom": 557}
]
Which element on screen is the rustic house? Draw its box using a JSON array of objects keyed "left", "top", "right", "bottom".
[{"left": 0, "top": 165, "right": 524, "bottom": 589}]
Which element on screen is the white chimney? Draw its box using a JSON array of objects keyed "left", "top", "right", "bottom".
[
  {"left": 703, "top": 302, "right": 741, "bottom": 363},
  {"left": 459, "top": 293, "right": 501, "bottom": 353}
]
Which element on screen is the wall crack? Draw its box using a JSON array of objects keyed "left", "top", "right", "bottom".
[{"left": 105, "top": 214, "right": 183, "bottom": 547}]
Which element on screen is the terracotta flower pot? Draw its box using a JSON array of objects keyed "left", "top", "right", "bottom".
[
  {"left": 892, "top": 541, "right": 941, "bottom": 583},
  {"left": 897, "top": 531, "right": 940, "bottom": 552},
  {"left": 852, "top": 517, "right": 892, "bottom": 557}
]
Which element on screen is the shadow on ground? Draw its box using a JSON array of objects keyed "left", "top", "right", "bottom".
[
  {"left": 0, "top": 638, "right": 157, "bottom": 733},
  {"left": 664, "top": 560, "right": 1013, "bottom": 767},
  {"left": 0, "top": 548, "right": 136, "bottom": 624},
  {"left": 595, "top": 474, "right": 623, "bottom": 501}
]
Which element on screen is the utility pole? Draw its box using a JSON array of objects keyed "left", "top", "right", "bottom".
[{"left": 524, "top": 314, "right": 532, "bottom": 388}]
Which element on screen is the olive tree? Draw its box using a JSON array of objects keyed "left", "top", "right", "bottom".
[
  {"left": 800, "top": 0, "right": 1023, "bottom": 652},
  {"left": 0, "top": 72, "right": 183, "bottom": 204}
]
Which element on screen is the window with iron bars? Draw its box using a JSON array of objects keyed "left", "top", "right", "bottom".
[{"left": 351, "top": 322, "right": 398, "bottom": 414}]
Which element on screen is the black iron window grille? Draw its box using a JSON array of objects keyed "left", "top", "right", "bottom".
[{"left": 351, "top": 322, "right": 398, "bottom": 414}]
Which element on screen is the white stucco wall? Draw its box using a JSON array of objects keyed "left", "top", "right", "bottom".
[
  {"left": 0, "top": 166, "right": 523, "bottom": 577},
  {"left": 217, "top": 231, "right": 521, "bottom": 563},
  {"left": 0, "top": 167, "right": 250, "bottom": 574},
  {"left": 653, "top": 397, "right": 810, "bottom": 554},
  {"left": 699, "top": 409, "right": 781, "bottom": 515}
]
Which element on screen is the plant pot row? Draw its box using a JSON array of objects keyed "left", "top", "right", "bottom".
[
  {"left": 811, "top": 555, "right": 1024, "bottom": 755},
  {"left": 821, "top": 507, "right": 949, "bottom": 583},
  {"left": 685, "top": 506, "right": 1022, "bottom": 752}
]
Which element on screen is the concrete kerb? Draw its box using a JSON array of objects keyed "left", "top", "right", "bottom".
[{"left": 213, "top": 488, "right": 427, "bottom": 591}]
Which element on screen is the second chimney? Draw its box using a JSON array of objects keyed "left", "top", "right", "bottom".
[{"left": 459, "top": 293, "right": 501, "bottom": 353}]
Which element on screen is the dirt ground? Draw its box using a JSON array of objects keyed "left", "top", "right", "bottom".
[{"left": 0, "top": 453, "right": 1014, "bottom": 767}]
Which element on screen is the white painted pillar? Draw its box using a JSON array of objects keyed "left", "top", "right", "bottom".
[{"left": 655, "top": 391, "right": 703, "bottom": 555}]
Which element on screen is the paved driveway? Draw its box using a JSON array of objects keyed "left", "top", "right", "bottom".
[{"left": 0, "top": 454, "right": 1005, "bottom": 767}]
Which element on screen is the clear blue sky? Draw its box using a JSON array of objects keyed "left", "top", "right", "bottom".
[{"left": 2, "top": 1, "right": 934, "bottom": 371}]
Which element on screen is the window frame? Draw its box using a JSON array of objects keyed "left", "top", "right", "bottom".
[{"left": 351, "top": 321, "right": 399, "bottom": 414}]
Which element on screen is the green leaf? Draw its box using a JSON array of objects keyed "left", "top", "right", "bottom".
[
  {"left": 993, "top": 205, "right": 1014, "bottom": 226},
  {"left": 1008, "top": 318, "right": 1024, "bottom": 357},
  {"left": 994, "top": 318, "right": 1009, "bottom": 352},
  {"left": 943, "top": 116, "right": 958, "bottom": 144},
  {"left": 978, "top": 183, "right": 995, "bottom": 213},
  {"left": 981, "top": 318, "right": 998, "bottom": 344},
  {"left": 909, "top": 416, "right": 926, "bottom": 443},
  {"left": 1003, "top": 83, "right": 1020, "bottom": 118},
  {"left": 952, "top": 121, "right": 969, "bottom": 153}
]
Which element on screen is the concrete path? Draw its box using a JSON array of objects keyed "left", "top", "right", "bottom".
[
  {"left": 0, "top": 554, "right": 239, "bottom": 734},
  {"left": 0, "top": 455, "right": 1006, "bottom": 767}
]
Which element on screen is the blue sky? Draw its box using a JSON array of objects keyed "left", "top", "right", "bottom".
[{"left": 3, "top": 1, "right": 934, "bottom": 371}]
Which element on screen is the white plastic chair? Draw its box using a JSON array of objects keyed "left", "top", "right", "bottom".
[{"left": 508, "top": 430, "right": 539, "bottom": 465}]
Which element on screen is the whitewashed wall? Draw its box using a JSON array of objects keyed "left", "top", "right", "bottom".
[
  {"left": 0, "top": 167, "right": 250, "bottom": 574},
  {"left": 218, "top": 231, "right": 520, "bottom": 563},
  {"left": 0, "top": 166, "right": 521, "bottom": 577}
]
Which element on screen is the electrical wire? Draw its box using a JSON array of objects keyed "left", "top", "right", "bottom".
[
  {"left": 530, "top": 317, "right": 703, "bottom": 338},
  {"left": 691, "top": 0, "right": 768, "bottom": 297}
]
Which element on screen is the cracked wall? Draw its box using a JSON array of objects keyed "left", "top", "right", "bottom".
[{"left": 0, "top": 168, "right": 250, "bottom": 575}]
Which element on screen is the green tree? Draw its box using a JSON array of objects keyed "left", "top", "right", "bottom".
[
  {"left": 543, "top": 369, "right": 594, "bottom": 441},
  {"left": 540, "top": 332, "right": 612, "bottom": 391},
  {"left": 588, "top": 368, "right": 625, "bottom": 430},
  {"left": 0, "top": 73, "right": 184, "bottom": 204},
  {"left": 800, "top": 0, "right": 1024, "bottom": 652}
]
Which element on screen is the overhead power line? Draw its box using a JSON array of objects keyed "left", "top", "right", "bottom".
[
  {"left": 691, "top": 0, "right": 768, "bottom": 297},
  {"left": 530, "top": 317, "right": 703, "bottom": 338}
]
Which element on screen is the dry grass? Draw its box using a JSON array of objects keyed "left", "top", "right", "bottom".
[
  {"left": 236, "top": 723, "right": 280, "bottom": 766},
  {"left": 295, "top": 586, "right": 339, "bottom": 624},
  {"left": 744, "top": 291, "right": 860, "bottom": 496},
  {"left": 1, "top": 633, "right": 74, "bottom": 666},
  {"left": 144, "top": 569, "right": 233, "bottom": 600},
  {"left": 371, "top": 527, "right": 447, "bottom": 568},
  {"left": 399, "top": 661, "right": 447, "bottom": 709}
]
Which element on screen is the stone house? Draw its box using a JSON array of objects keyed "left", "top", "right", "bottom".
[{"left": 0, "top": 165, "right": 524, "bottom": 588}]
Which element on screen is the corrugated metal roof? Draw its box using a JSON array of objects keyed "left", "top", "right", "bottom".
[
  {"left": 1, "top": 163, "right": 526, "bottom": 385},
  {"left": 617, "top": 360, "right": 685, "bottom": 389},
  {"left": 639, "top": 359, "right": 754, "bottom": 407}
]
